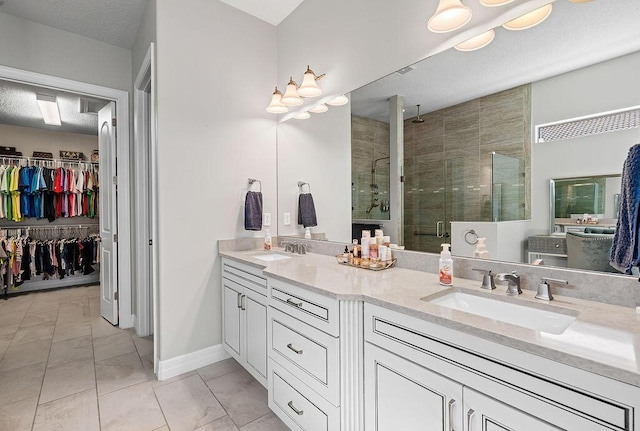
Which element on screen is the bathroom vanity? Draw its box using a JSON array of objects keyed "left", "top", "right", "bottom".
[{"left": 220, "top": 249, "right": 640, "bottom": 431}]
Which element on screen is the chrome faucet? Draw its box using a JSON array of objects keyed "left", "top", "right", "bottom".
[
  {"left": 535, "top": 277, "right": 568, "bottom": 301},
  {"left": 495, "top": 271, "right": 522, "bottom": 295},
  {"left": 281, "top": 241, "right": 295, "bottom": 253},
  {"left": 297, "top": 243, "right": 307, "bottom": 255},
  {"left": 472, "top": 268, "right": 496, "bottom": 290}
]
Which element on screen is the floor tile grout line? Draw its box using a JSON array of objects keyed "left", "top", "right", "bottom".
[
  {"left": 151, "top": 383, "right": 171, "bottom": 431},
  {"left": 90, "top": 316, "right": 102, "bottom": 431}
]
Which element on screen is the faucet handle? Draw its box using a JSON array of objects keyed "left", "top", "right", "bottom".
[
  {"left": 535, "top": 278, "right": 568, "bottom": 301},
  {"left": 472, "top": 268, "right": 496, "bottom": 290}
]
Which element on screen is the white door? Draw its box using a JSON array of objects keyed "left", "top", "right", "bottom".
[
  {"left": 223, "top": 280, "right": 242, "bottom": 358},
  {"left": 244, "top": 288, "right": 267, "bottom": 381},
  {"left": 98, "top": 102, "right": 119, "bottom": 325}
]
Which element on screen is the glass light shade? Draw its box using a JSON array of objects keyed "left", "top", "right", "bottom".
[
  {"left": 266, "top": 87, "right": 288, "bottom": 114},
  {"left": 298, "top": 66, "right": 323, "bottom": 98},
  {"left": 308, "top": 104, "right": 328, "bottom": 114},
  {"left": 326, "top": 95, "right": 349, "bottom": 106},
  {"left": 479, "top": 0, "right": 514, "bottom": 6},
  {"left": 294, "top": 112, "right": 311, "bottom": 120},
  {"left": 427, "top": 0, "right": 472, "bottom": 33},
  {"left": 281, "top": 77, "right": 303, "bottom": 106},
  {"left": 502, "top": 3, "right": 552, "bottom": 31},
  {"left": 454, "top": 29, "right": 495, "bottom": 51}
]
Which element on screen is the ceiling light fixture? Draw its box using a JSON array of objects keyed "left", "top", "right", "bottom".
[
  {"left": 502, "top": 3, "right": 553, "bottom": 31},
  {"left": 454, "top": 29, "right": 495, "bottom": 51},
  {"left": 427, "top": 0, "right": 472, "bottom": 33},
  {"left": 309, "top": 104, "right": 329, "bottom": 114},
  {"left": 266, "top": 87, "right": 288, "bottom": 114},
  {"left": 479, "top": 0, "right": 514, "bottom": 6},
  {"left": 327, "top": 95, "right": 349, "bottom": 106},
  {"left": 294, "top": 112, "right": 311, "bottom": 120},
  {"left": 298, "top": 65, "right": 325, "bottom": 98},
  {"left": 36, "top": 94, "right": 61, "bottom": 126},
  {"left": 281, "top": 77, "right": 304, "bottom": 106}
]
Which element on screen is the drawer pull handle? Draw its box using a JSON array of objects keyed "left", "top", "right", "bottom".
[
  {"left": 286, "top": 298, "right": 303, "bottom": 308},
  {"left": 448, "top": 399, "right": 456, "bottom": 431},
  {"left": 288, "top": 401, "right": 304, "bottom": 416},
  {"left": 287, "top": 343, "right": 303, "bottom": 355},
  {"left": 466, "top": 409, "right": 475, "bottom": 431},
  {"left": 237, "top": 292, "right": 242, "bottom": 309},
  {"left": 240, "top": 294, "right": 246, "bottom": 311}
]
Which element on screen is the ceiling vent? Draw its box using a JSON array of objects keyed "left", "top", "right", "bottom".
[
  {"left": 536, "top": 106, "right": 640, "bottom": 143},
  {"left": 79, "top": 98, "right": 107, "bottom": 114},
  {"left": 395, "top": 65, "right": 416, "bottom": 75}
]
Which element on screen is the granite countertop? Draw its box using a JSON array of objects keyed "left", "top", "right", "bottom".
[{"left": 220, "top": 249, "right": 640, "bottom": 387}]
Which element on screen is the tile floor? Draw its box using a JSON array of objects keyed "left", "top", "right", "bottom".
[{"left": 0, "top": 285, "right": 290, "bottom": 431}]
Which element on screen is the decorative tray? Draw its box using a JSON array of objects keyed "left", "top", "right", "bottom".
[{"left": 335, "top": 255, "right": 397, "bottom": 271}]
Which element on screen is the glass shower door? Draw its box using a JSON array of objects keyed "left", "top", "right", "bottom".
[{"left": 491, "top": 152, "right": 525, "bottom": 221}]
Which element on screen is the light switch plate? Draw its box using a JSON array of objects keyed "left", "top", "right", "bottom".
[
  {"left": 636, "top": 306, "right": 640, "bottom": 315},
  {"left": 264, "top": 213, "right": 271, "bottom": 226},
  {"left": 284, "top": 213, "right": 291, "bottom": 226}
]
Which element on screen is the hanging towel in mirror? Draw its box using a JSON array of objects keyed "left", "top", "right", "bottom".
[
  {"left": 244, "top": 191, "right": 263, "bottom": 231},
  {"left": 298, "top": 193, "right": 317, "bottom": 228},
  {"left": 610, "top": 143, "right": 640, "bottom": 274}
]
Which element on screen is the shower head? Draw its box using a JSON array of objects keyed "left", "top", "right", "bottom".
[{"left": 412, "top": 104, "right": 424, "bottom": 123}]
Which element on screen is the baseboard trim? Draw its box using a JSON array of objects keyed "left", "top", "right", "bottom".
[{"left": 157, "top": 344, "right": 230, "bottom": 381}]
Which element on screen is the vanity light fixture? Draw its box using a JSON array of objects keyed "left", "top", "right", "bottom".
[
  {"left": 326, "top": 95, "right": 349, "bottom": 106},
  {"left": 36, "top": 94, "right": 61, "bottom": 126},
  {"left": 427, "top": 0, "right": 472, "bottom": 33},
  {"left": 294, "top": 112, "right": 311, "bottom": 120},
  {"left": 479, "top": 0, "right": 514, "bottom": 6},
  {"left": 454, "top": 29, "right": 495, "bottom": 51},
  {"left": 502, "top": 3, "right": 553, "bottom": 31},
  {"left": 308, "top": 104, "right": 328, "bottom": 114},
  {"left": 281, "top": 77, "right": 304, "bottom": 106},
  {"left": 297, "top": 65, "right": 325, "bottom": 98},
  {"left": 266, "top": 87, "right": 288, "bottom": 114}
]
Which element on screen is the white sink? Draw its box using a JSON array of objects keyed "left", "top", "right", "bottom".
[
  {"left": 426, "top": 291, "right": 577, "bottom": 335},
  {"left": 252, "top": 253, "right": 292, "bottom": 262}
]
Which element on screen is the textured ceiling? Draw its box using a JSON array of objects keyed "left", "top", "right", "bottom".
[
  {"left": 351, "top": 0, "right": 640, "bottom": 122},
  {"left": 0, "top": 80, "right": 109, "bottom": 135},
  {"left": 217, "top": 0, "right": 305, "bottom": 26},
  {"left": 0, "top": 0, "right": 149, "bottom": 49}
]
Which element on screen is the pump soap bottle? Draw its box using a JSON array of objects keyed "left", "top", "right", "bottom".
[
  {"left": 439, "top": 243, "right": 453, "bottom": 286},
  {"left": 473, "top": 238, "right": 490, "bottom": 259},
  {"left": 264, "top": 229, "right": 272, "bottom": 251}
]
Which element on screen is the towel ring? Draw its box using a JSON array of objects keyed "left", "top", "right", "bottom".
[
  {"left": 464, "top": 229, "right": 479, "bottom": 245},
  {"left": 298, "top": 181, "right": 311, "bottom": 193},
  {"left": 248, "top": 178, "right": 262, "bottom": 193}
]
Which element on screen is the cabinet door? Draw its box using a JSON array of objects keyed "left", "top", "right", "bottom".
[
  {"left": 245, "top": 288, "right": 267, "bottom": 381},
  {"left": 223, "top": 281, "right": 242, "bottom": 359},
  {"left": 365, "top": 342, "right": 463, "bottom": 431}
]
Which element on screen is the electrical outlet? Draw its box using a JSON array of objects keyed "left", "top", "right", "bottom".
[
  {"left": 637, "top": 306, "right": 640, "bottom": 315},
  {"left": 284, "top": 212, "right": 291, "bottom": 226},
  {"left": 264, "top": 212, "right": 271, "bottom": 226}
]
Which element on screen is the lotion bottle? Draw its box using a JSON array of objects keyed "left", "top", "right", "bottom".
[
  {"left": 264, "top": 229, "right": 272, "bottom": 251},
  {"left": 473, "top": 237, "right": 490, "bottom": 259},
  {"left": 439, "top": 243, "right": 453, "bottom": 286}
]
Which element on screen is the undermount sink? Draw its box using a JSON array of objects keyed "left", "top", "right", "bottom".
[
  {"left": 425, "top": 291, "right": 577, "bottom": 335},
  {"left": 252, "top": 252, "right": 293, "bottom": 262}
]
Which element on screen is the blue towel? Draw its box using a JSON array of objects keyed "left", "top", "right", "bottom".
[
  {"left": 244, "top": 191, "right": 263, "bottom": 231},
  {"left": 297, "top": 193, "right": 317, "bottom": 228},
  {"left": 610, "top": 143, "right": 640, "bottom": 273}
]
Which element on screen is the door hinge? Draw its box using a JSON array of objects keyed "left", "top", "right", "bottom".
[
  {"left": 114, "top": 291, "right": 119, "bottom": 301},
  {"left": 113, "top": 234, "right": 118, "bottom": 243},
  {"left": 112, "top": 118, "right": 117, "bottom": 127},
  {"left": 400, "top": 175, "right": 405, "bottom": 182},
  {"left": 112, "top": 176, "right": 118, "bottom": 185},
  {"left": 149, "top": 239, "right": 153, "bottom": 246}
]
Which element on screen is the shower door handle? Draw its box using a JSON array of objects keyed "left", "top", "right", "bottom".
[{"left": 436, "top": 221, "right": 444, "bottom": 238}]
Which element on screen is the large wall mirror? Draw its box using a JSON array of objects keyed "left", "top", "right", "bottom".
[{"left": 276, "top": 0, "right": 640, "bottom": 277}]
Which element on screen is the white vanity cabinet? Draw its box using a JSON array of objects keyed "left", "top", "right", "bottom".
[
  {"left": 221, "top": 259, "right": 268, "bottom": 387},
  {"left": 365, "top": 303, "right": 638, "bottom": 431}
]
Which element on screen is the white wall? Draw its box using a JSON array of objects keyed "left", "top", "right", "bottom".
[
  {"left": 155, "top": 0, "right": 277, "bottom": 360},
  {"left": 0, "top": 124, "right": 97, "bottom": 156},
  {"left": 451, "top": 221, "right": 531, "bottom": 263},
  {"left": 277, "top": 103, "right": 351, "bottom": 241},
  {"left": 530, "top": 51, "right": 640, "bottom": 235},
  {"left": 132, "top": 0, "right": 156, "bottom": 78},
  {"left": 0, "top": 12, "right": 132, "bottom": 92}
]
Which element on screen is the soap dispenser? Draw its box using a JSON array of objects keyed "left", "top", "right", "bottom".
[
  {"left": 264, "top": 229, "right": 272, "bottom": 251},
  {"left": 439, "top": 243, "right": 453, "bottom": 286},
  {"left": 473, "top": 237, "right": 490, "bottom": 259}
]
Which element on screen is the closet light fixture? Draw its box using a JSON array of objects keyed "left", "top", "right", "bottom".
[
  {"left": 298, "top": 65, "right": 325, "bottom": 98},
  {"left": 294, "top": 112, "right": 311, "bottom": 120},
  {"left": 266, "top": 87, "right": 288, "bottom": 114},
  {"left": 36, "top": 94, "right": 61, "bottom": 126},
  {"left": 502, "top": 3, "right": 553, "bottom": 31},
  {"left": 281, "top": 77, "right": 304, "bottom": 106},
  {"left": 479, "top": 0, "right": 514, "bottom": 6},
  {"left": 309, "top": 104, "right": 328, "bottom": 114},
  {"left": 327, "top": 95, "right": 349, "bottom": 106},
  {"left": 427, "top": 0, "right": 472, "bottom": 33},
  {"left": 454, "top": 29, "right": 495, "bottom": 51}
]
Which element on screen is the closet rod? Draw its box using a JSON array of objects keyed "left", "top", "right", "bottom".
[{"left": 0, "top": 155, "right": 99, "bottom": 166}]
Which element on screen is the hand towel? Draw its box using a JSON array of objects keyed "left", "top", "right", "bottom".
[
  {"left": 610, "top": 143, "right": 640, "bottom": 273},
  {"left": 244, "top": 191, "right": 263, "bottom": 231},
  {"left": 297, "top": 193, "right": 318, "bottom": 228}
]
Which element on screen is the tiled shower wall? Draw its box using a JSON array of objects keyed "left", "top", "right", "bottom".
[
  {"left": 404, "top": 84, "right": 532, "bottom": 252},
  {"left": 351, "top": 115, "right": 390, "bottom": 220}
]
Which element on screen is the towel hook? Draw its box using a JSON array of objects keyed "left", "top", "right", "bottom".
[
  {"left": 248, "top": 178, "right": 262, "bottom": 193},
  {"left": 298, "top": 181, "right": 311, "bottom": 193}
]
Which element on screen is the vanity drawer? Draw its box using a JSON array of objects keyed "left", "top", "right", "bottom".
[
  {"left": 269, "top": 306, "right": 339, "bottom": 405},
  {"left": 223, "top": 260, "right": 267, "bottom": 294},
  {"left": 528, "top": 235, "right": 567, "bottom": 254},
  {"left": 269, "top": 359, "right": 339, "bottom": 431},
  {"left": 268, "top": 279, "right": 339, "bottom": 336}
]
